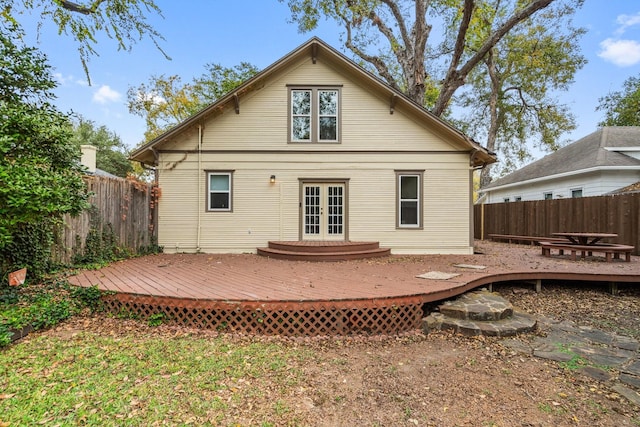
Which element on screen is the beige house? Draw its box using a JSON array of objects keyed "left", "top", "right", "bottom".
[{"left": 130, "top": 38, "right": 495, "bottom": 255}]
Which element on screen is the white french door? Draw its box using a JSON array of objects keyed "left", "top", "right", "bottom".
[{"left": 302, "top": 183, "right": 345, "bottom": 240}]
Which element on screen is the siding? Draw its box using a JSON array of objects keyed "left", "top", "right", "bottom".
[
  {"left": 155, "top": 54, "right": 474, "bottom": 255},
  {"left": 486, "top": 169, "right": 640, "bottom": 203}
]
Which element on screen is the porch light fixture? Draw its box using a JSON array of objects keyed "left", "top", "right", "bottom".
[{"left": 270, "top": 175, "right": 276, "bottom": 183}]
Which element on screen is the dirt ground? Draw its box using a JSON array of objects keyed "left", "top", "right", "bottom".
[{"left": 40, "top": 280, "right": 640, "bottom": 426}]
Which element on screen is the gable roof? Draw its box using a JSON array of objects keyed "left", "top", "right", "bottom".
[
  {"left": 482, "top": 126, "right": 640, "bottom": 191},
  {"left": 130, "top": 37, "right": 495, "bottom": 167}
]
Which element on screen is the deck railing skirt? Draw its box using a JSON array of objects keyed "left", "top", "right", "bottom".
[{"left": 102, "top": 294, "right": 424, "bottom": 336}]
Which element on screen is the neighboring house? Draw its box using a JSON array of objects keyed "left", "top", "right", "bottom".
[
  {"left": 129, "top": 37, "right": 495, "bottom": 255},
  {"left": 480, "top": 127, "right": 640, "bottom": 204}
]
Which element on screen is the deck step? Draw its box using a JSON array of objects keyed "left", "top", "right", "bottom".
[
  {"left": 266, "top": 241, "right": 382, "bottom": 254},
  {"left": 423, "top": 290, "right": 537, "bottom": 337},
  {"left": 257, "top": 241, "right": 390, "bottom": 261}
]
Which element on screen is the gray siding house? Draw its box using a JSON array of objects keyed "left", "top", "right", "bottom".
[{"left": 480, "top": 127, "right": 640, "bottom": 203}]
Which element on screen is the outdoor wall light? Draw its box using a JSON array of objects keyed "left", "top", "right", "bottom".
[{"left": 270, "top": 175, "right": 276, "bottom": 183}]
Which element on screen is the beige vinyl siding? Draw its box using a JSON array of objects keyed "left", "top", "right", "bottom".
[
  {"left": 154, "top": 51, "right": 475, "bottom": 255},
  {"left": 157, "top": 151, "right": 473, "bottom": 254},
  {"left": 159, "top": 56, "right": 462, "bottom": 153}
]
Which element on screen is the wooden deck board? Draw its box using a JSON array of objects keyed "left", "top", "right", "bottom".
[{"left": 68, "top": 241, "right": 640, "bottom": 304}]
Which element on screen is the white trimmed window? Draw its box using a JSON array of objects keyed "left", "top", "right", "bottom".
[
  {"left": 571, "top": 188, "right": 583, "bottom": 198},
  {"left": 207, "top": 172, "right": 232, "bottom": 211},
  {"left": 289, "top": 87, "right": 340, "bottom": 143},
  {"left": 396, "top": 171, "right": 423, "bottom": 228},
  {"left": 544, "top": 192, "right": 553, "bottom": 200}
]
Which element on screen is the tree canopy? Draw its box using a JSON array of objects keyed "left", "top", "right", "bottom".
[
  {"left": 597, "top": 75, "right": 640, "bottom": 127},
  {"left": 282, "top": 0, "right": 585, "bottom": 184},
  {"left": 0, "top": 25, "right": 88, "bottom": 275},
  {"left": 128, "top": 62, "right": 259, "bottom": 142},
  {"left": 282, "top": 0, "right": 579, "bottom": 112},
  {"left": 0, "top": 0, "right": 167, "bottom": 83},
  {"left": 456, "top": 3, "right": 585, "bottom": 184}
]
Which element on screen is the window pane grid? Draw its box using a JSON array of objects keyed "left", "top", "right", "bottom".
[
  {"left": 305, "top": 186, "right": 320, "bottom": 235},
  {"left": 327, "top": 186, "right": 343, "bottom": 235},
  {"left": 290, "top": 88, "right": 339, "bottom": 143}
]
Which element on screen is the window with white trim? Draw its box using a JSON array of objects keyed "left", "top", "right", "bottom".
[
  {"left": 571, "top": 188, "right": 582, "bottom": 198},
  {"left": 544, "top": 192, "right": 553, "bottom": 200},
  {"left": 207, "top": 172, "right": 232, "bottom": 211},
  {"left": 396, "top": 171, "right": 423, "bottom": 228},
  {"left": 289, "top": 87, "right": 339, "bottom": 142}
]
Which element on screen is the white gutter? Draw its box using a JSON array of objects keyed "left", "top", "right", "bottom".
[{"left": 483, "top": 166, "right": 640, "bottom": 193}]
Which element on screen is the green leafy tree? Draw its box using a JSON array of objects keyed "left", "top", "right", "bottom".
[
  {"left": 0, "top": 25, "right": 88, "bottom": 277},
  {"left": 128, "top": 62, "right": 259, "bottom": 142},
  {"left": 281, "top": 0, "right": 576, "bottom": 114},
  {"left": 0, "top": 0, "right": 167, "bottom": 83},
  {"left": 71, "top": 117, "right": 134, "bottom": 178},
  {"left": 597, "top": 76, "right": 640, "bottom": 126},
  {"left": 455, "top": 3, "right": 586, "bottom": 185}
]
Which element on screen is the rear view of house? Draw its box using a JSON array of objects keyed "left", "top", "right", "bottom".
[{"left": 130, "top": 38, "right": 495, "bottom": 255}]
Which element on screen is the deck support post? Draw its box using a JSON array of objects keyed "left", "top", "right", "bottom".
[{"left": 608, "top": 282, "right": 618, "bottom": 295}]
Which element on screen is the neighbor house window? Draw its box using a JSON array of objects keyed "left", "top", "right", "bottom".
[
  {"left": 544, "top": 192, "right": 553, "bottom": 200},
  {"left": 289, "top": 87, "right": 340, "bottom": 143},
  {"left": 207, "top": 171, "right": 233, "bottom": 211},
  {"left": 571, "top": 188, "right": 583, "bottom": 198},
  {"left": 396, "top": 171, "right": 423, "bottom": 228},
  {"left": 514, "top": 196, "right": 522, "bottom": 202},
  {"left": 503, "top": 198, "right": 510, "bottom": 203}
]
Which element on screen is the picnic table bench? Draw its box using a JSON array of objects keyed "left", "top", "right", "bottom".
[
  {"left": 540, "top": 241, "right": 634, "bottom": 262},
  {"left": 488, "top": 234, "right": 568, "bottom": 245}
]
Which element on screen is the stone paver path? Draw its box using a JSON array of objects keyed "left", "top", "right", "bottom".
[{"left": 502, "top": 317, "right": 640, "bottom": 406}]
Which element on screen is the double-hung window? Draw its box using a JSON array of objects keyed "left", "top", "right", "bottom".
[
  {"left": 396, "top": 171, "right": 423, "bottom": 228},
  {"left": 289, "top": 87, "right": 340, "bottom": 143},
  {"left": 207, "top": 171, "right": 233, "bottom": 211}
]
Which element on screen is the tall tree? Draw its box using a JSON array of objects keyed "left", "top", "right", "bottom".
[
  {"left": 597, "top": 76, "right": 640, "bottom": 127},
  {"left": 456, "top": 3, "right": 586, "bottom": 185},
  {"left": 70, "top": 117, "right": 134, "bottom": 178},
  {"left": 282, "top": 0, "right": 577, "bottom": 114},
  {"left": 0, "top": 25, "right": 88, "bottom": 275},
  {"left": 0, "top": 0, "right": 167, "bottom": 82},
  {"left": 128, "top": 62, "right": 259, "bottom": 142}
]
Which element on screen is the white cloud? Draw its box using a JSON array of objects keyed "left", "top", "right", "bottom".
[
  {"left": 93, "top": 85, "right": 122, "bottom": 104},
  {"left": 616, "top": 12, "right": 640, "bottom": 35},
  {"left": 137, "top": 91, "right": 166, "bottom": 106},
  {"left": 598, "top": 38, "right": 640, "bottom": 67}
]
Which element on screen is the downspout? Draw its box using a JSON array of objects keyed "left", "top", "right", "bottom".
[{"left": 196, "top": 125, "right": 203, "bottom": 252}]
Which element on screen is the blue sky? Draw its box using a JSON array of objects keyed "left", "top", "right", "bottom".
[{"left": 18, "top": 1, "right": 640, "bottom": 156}]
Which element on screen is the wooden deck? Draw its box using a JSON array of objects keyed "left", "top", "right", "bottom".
[{"left": 68, "top": 241, "right": 640, "bottom": 336}]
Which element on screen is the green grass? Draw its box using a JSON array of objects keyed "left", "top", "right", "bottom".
[{"left": 0, "top": 333, "right": 310, "bottom": 426}]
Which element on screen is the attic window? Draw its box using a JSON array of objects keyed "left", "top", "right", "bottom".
[{"left": 289, "top": 87, "right": 340, "bottom": 143}]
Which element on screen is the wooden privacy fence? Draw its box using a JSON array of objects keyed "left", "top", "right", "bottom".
[
  {"left": 474, "top": 193, "right": 640, "bottom": 256},
  {"left": 52, "top": 175, "right": 158, "bottom": 264}
]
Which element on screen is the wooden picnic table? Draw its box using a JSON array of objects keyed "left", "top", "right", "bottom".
[{"left": 551, "top": 232, "right": 618, "bottom": 246}]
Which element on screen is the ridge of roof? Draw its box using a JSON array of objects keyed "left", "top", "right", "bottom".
[
  {"left": 482, "top": 126, "right": 640, "bottom": 191},
  {"left": 129, "top": 37, "right": 495, "bottom": 167}
]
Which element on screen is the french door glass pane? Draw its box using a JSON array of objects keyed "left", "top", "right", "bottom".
[
  {"left": 327, "top": 186, "right": 343, "bottom": 234},
  {"left": 305, "top": 186, "right": 320, "bottom": 234}
]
